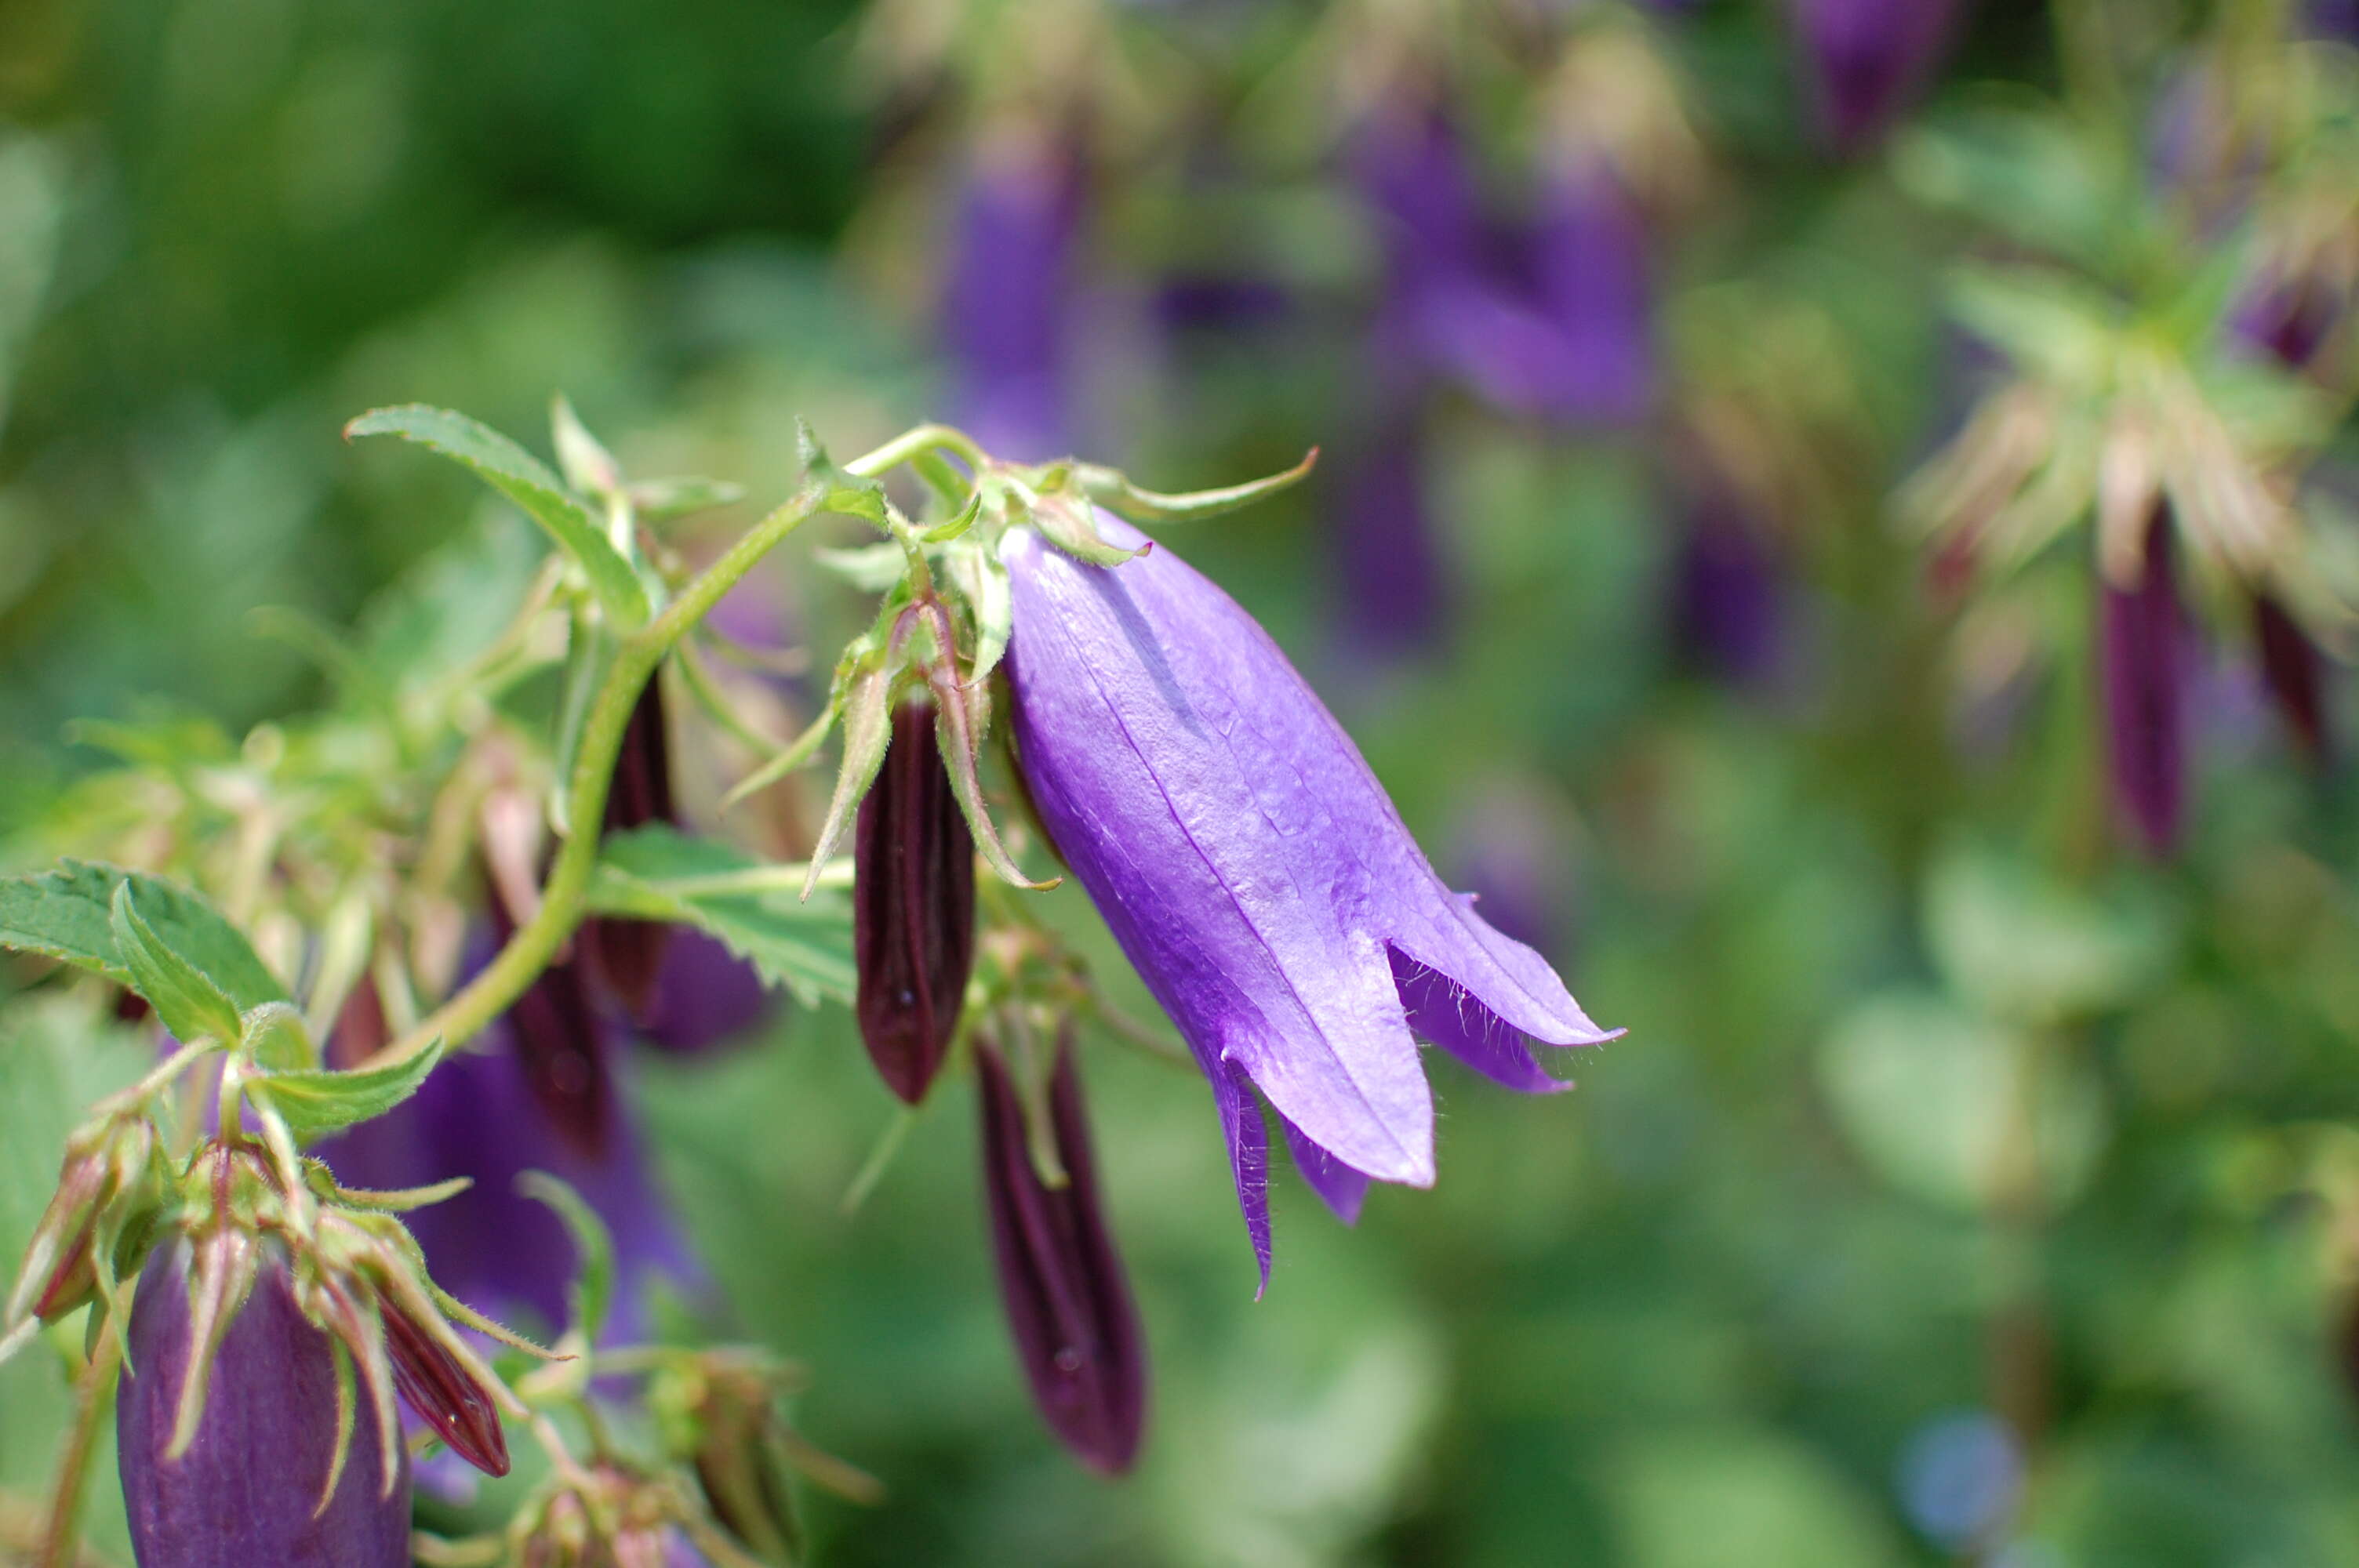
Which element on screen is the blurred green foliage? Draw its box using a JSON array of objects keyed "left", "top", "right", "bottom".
[{"left": 5, "top": 1, "right": 2359, "bottom": 1566}]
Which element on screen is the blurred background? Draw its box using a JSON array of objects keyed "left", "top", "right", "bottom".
[{"left": 6, "top": 0, "right": 2359, "bottom": 1563}]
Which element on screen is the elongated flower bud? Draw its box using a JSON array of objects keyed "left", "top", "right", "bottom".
[
  {"left": 975, "top": 1036, "right": 1145, "bottom": 1474},
  {"left": 853, "top": 699, "right": 976, "bottom": 1103},
  {"left": 381, "top": 1290, "right": 510, "bottom": 1477},
  {"left": 493, "top": 894, "right": 616, "bottom": 1160},
  {"left": 587, "top": 676, "right": 680, "bottom": 1015},
  {"left": 2101, "top": 509, "right": 2188, "bottom": 855},
  {"left": 118, "top": 1242, "right": 411, "bottom": 1568},
  {"left": 2254, "top": 593, "right": 2329, "bottom": 759}
]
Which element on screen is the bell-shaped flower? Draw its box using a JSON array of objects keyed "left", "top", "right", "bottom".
[
  {"left": 975, "top": 1035, "right": 1146, "bottom": 1473},
  {"left": 943, "top": 128, "right": 1085, "bottom": 460},
  {"left": 117, "top": 1241, "right": 412, "bottom": 1568},
  {"left": 1003, "top": 514, "right": 1619, "bottom": 1283}
]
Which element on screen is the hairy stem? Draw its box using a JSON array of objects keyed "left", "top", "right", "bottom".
[{"left": 359, "top": 423, "right": 956, "bottom": 1072}]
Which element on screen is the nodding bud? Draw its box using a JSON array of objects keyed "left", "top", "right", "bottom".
[
  {"left": 975, "top": 1036, "right": 1147, "bottom": 1474},
  {"left": 587, "top": 673, "right": 681, "bottom": 1015},
  {"left": 493, "top": 895, "right": 616, "bottom": 1160},
  {"left": 2254, "top": 594, "right": 2330, "bottom": 760},
  {"left": 381, "top": 1293, "right": 510, "bottom": 1477},
  {"left": 854, "top": 699, "right": 977, "bottom": 1103},
  {"left": 8, "top": 1116, "right": 157, "bottom": 1327},
  {"left": 2101, "top": 507, "right": 2188, "bottom": 855},
  {"left": 118, "top": 1242, "right": 412, "bottom": 1568}
]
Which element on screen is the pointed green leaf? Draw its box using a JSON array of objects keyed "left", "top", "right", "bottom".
[
  {"left": 345, "top": 405, "right": 650, "bottom": 625},
  {"left": 946, "top": 538, "right": 1012, "bottom": 686},
  {"left": 1075, "top": 448, "right": 1319, "bottom": 523},
  {"left": 110, "top": 883, "right": 244, "bottom": 1045},
  {"left": 1027, "top": 476, "right": 1148, "bottom": 566},
  {"left": 550, "top": 394, "right": 623, "bottom": 499},
  {"left": 0, "top": 861, "right": 287, "bottom": 1010},
  {"left": 517, "top": 1171, "right": 612, "bottom": 1343},
  {"left": 240, "top": 1001, "right": 319, "bottom": 1073},
  {"left": 804, "top": 663, "right": 896, "bottom": 898},
  {"left": 247, "top": 1038, "right": 447, "bottom": 1143}
]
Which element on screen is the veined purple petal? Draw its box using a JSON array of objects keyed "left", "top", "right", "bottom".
[
  {"left": 1390, "top": 946, "right": 1577, "bottom": 1096},
  {"left": 1790, "top": 0, "right": 1961, "bottom": 154},
  {"left": 976, "top": 1039, "right": 1147, "bottom": 1473},
  {"left": 118, "top": 1243, "right": 410, "bottom": 1568},
  {"left": 2101, "top": 510, "right": 2190, "bottom": 855},
  {"left": 1212, "top": 1057, "right": 1273, "bottom": 1292},
  {"left": 1276, "top": 1110, "right": 1372, "bottom": 1226},
  {"left": 1004, "top": 514, "right": 1616, "bottom": 1267}
]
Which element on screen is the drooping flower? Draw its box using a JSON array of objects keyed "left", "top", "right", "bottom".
[
  {"left": 1002, "top": 514, "right": 1619, "bottom": 1283},
  {"left": 635, "top": 927, "right": 777, "bottom": 1056},
  {"left": 943, "top": 126, "right": 1085, "bottom": 460},
  {"left": 975, "top": 1034, "right": 1145, "bottom": 1472},
  {"left": 585, "top": 676, "right": 681, "bottom": 1017},
  {"left": 853, "top": 698, "right": 977, "bottom": 1103},
  {"left": 2102, "top": 506, "right": 2190, "bottom": 854},
  {"left": 117, "top": 1241, "right": 413, "bottom": 1568},
  {"left": 1788, "top": 0, "right": 1963, "bottom": 155}
]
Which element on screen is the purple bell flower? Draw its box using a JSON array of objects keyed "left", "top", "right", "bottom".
[
  {"left": 1330, "top": 405, "right": 1450, "bottom": 661},
  {"left": 2101, "top": 508, "right": 2190, "bottom": 855},
  {"left": 975, "top": 1035, "right": 1146, "bottom": 1472},
  {"left": 1003, "top": 514, "right": 1619, "bottom": 1284},
  {"left": 117, "top": 1242, "right": 412, "bottom": 1568},
  {"left": 1789, "top": 0, "right": 1963, "bottom": 154},
  {"left": 634, "top": 927, "right": 776, "bottom": 1055},
  {"left": 943, "top": 133, "right": 1086, "bottom": 460}
]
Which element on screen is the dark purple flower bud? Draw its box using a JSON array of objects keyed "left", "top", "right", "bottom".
[
  {"left": 852, "top": 699, "right": 977, "bottom": 1104},
  {"left": 586, "top": 676, "right": 679, "bottom": 1017},
  {"left": 975, "top": 1036, "right": 1146, "bottom": 1473},
  {"left": 509, "top": 946, "right": 616, "bottom": 1160},
  {"left": 1789, "top": 0, "right": 1962, "bottom": 154},
  {"left": 380, "top": 1290, "right": 510, "bottom": 1477},
  {"left": 2254, "top": 593, "right": 2330, "bottom": 759},
  {"left": 118, "top": 1242, "right": 410, "bottom": 1568},
  {"left": 943, "top": 133, "right": 1086, "bottom": 460},
  {"left": 2102, "top": 508, "right": 2190, "bottom": 855},
  {"left": 1004, "top": 513, "right": 1618, "bottom": 1283}
]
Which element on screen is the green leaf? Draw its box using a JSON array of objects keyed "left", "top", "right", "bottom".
[
  {"left": 239, "top": 1002, "right": 318, "bottom": 1073},
  {"left": 795, "top": 421, "right": 889, "bottom": 527},
  {"left": 344, "top": 405, "right": 650, "bottom": 626},
  {"left": 108, "top": 883, "right": 242, "bottom": 1045},
  {"left": 247, "top": 1038, "right": 446, "bottom": 1143},
  {"left": 517, "top": 1172, "right": 613, "bottom": 1343},
  {"left": 1025, "top": 474, "right": 1147, "bottom": 566},
  {"left": 0, "top": 861, "right": 287, "bottom": 1011},
  {"left": 812, "top": 542, "right": 911, "bottom": 593},
  {"left": 1074, "top": 448, "right": 1319, "bottom": 523},
  {"left": 549, "top": 394, "right": 623, "bottom": 499},
  {"left": 587, "top": 825, "right": 855, "bottom": 1006}
]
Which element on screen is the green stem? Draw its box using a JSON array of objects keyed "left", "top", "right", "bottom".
[
  {"left": 359, "top": 423, "right": 953, "bottom": 1073},
  {"left": 38, "top": 1316, "right": 121, "bottom": 1568}
]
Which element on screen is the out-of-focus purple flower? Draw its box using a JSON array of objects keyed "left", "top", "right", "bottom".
[
  {"left": 324, "top": 972, "right": 697, "bottom": 1345},
  {"left": 1353, "top": 111, "right": 1654, "bottom": 425},
  {"left": 2102, "top": 508, "right": 2190, "bottom": 854},
  {"left": 636, "top": 927, "right": 776, "bottom": 1055},
  {"left": 1670, "top": 506, "right": 1786, "bottom": 686},
  {"left": 853, "top": 699, "right": 976, "bottom": 1104},
  {"left": 118, "top": 1242, "right": 411, "bottom": 1568},
  {"left": 976, "top": 1035, "right": 1146, "bottom": 1473},
  {"left": 1789, "top": 0, "right": 1963, "bottom": 154},
  {"left": 506, "top": 942, "right": 617, "bottom": 1162},
  {"left": 943, "top": 132, "right": 1086, "bottom": 459},
  {"left": 1331, "top": 407, "right": 1450, "bottom": 661},
  {"left": 2253, "top": 593, "right": 2330, "bottom": 757},
  {"left": 1003, "top": 514, "right": 1618, "bottom": 1283},
  {"left": 1449, "top": 782, "right": 1577, "bottom": 959}
]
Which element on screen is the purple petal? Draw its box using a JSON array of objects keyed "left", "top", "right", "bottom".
[
  {"left": 118, "top": 1245, "right": 411, "bottom": 1568},
  {"left": 1331, "top": 405, "right": 1449, "bottom": 660},
  {"left": 1390, "top": 944, "right": 1576, "bottom": 1094},
  {"left": 1276, "top": 1110, "right": 1371, "bottom": 1226},
  {"left": 1790, "top": 0, "right": 1961, "bottom": 154},
  {"left": 943, "top": 138, "right": 1085, "bottom": 460},
  {"left": 635, "top": 927, "right": 776, "bottom": 1054},
  {"left": 1210, "top": 1057, "right": 1272, "bottom": 1294},
  {"left": 1004, "top": 513, "right": 1616, "bottom": 1265}
]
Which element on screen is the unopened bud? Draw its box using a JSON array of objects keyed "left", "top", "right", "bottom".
[
  {"left": 381, "top": 1290, "right": 511, "bottom": 1477},
  {"left": 853, "top": 699, "right": 976, "bottom": 1102},
  {"left": 587, "top": 674, "right": 680, "bottom": 1015},
  {"left": 975, "top": 1035, "right": 1146, "bottom": 1473},
  {"left": 2102, "top": 506, "right": 2188, "bottom": 855}
]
